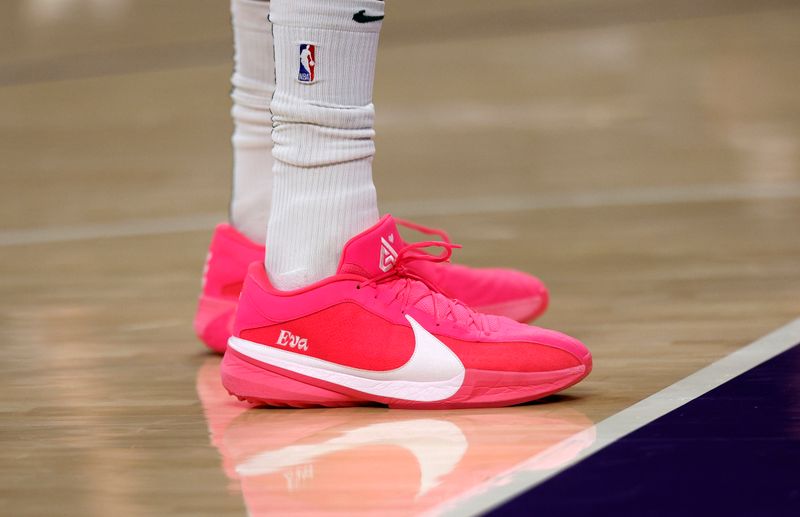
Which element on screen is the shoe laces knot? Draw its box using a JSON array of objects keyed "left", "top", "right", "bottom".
[{"left": 358, "top": 239, "right": 489, "bottom": 334}]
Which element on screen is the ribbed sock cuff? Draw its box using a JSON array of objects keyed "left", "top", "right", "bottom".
[{"left": 269, "top": 0, "right": 385, "bottom": 33}]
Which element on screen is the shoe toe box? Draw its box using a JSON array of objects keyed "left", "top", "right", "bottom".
[{"left": 444, "top": 322, "right": 591, "bottom": 374}]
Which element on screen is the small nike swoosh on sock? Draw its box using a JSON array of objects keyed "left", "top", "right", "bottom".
[{"left": 352, "top": 10, "right": 384, "bottom": 23}]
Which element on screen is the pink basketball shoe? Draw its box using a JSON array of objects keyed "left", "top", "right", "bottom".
[
  {"left": 195, "top": 224, "right": 264, "bottom": 353},
  {"left": 221, "top": 215, "right": 591, "bottom": 409},
  {"left": 195, "top": 220, "right": 548, "bottom": 353}
]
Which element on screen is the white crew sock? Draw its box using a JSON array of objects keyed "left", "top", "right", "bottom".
[
  {"left": 266, "top": 0, "right": 384, "bottom": 290},
  {"left": 229, "top": 0, "right": 275, "bottom": 243}
]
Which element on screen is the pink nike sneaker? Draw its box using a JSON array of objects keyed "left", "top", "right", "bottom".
[
  {"left": 194, "top": 223, "right": 264, "bottom": 353},
  {"left": 221, "top": 215, "right": 591, "bottom": 409},
  {"left": 195, "top": 220, "right": 548, "bottom": 353}
]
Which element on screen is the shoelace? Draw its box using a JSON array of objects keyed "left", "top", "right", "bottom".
[
  {"left": 395, "top": 218, "right": 451, "bottom": 244},
  {"left": 357, "top": 239, "right": 490, "bottom": 334}
]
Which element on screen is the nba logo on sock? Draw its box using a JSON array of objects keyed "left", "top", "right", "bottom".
[{"left": 298, "top": 43, "right": 316, "bottom": 83}]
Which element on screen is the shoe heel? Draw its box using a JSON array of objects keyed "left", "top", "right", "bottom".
[
  {"left": 194, "top": 295, "right": 236, "bottom": 353},
  {"left": 220, "top": 350, "right": 365, "bottom": 408}
]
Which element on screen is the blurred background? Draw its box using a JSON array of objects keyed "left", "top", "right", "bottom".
[{"left": 3, "top": 0, "right": 799, "bottom": 229}]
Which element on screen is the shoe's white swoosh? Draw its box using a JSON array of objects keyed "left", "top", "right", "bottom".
[{"left": 227, "top": 314, "right": 466, "bottom": 402}]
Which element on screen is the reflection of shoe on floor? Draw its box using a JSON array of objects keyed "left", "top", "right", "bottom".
[
  {"left": 195, "top": 357, "right": 253, "bottom": 481},
  {"left": 236, "top": 417, "right": 468, "bottom": 498},
  {"left": 197, "top": 358, "right": 351, "bottom": 484},
  {"left": 223, "top": 215, "right": 591, "bottom": 409},
  {"left": 217, "top": 407, "right": 595, "bottom": 516},
  {"left": 195, "top": 218, "right": 550, "bottom": 353}
]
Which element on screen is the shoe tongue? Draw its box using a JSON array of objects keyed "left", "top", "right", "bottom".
[
  {"left": 337, "top": 215, "right": 488, "bottom": 330},
  {"left": 337, "top": 215, "right": 407, "bottom": 279}
]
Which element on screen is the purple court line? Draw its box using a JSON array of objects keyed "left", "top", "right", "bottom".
[{"left": 432, "top": 317, "right": 800, "bottom": 517}]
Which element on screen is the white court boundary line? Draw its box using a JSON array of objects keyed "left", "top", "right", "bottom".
[
  {"left": 0, "top": 213, "right": 225, "bottom": 247},
  {"left": 3, "top": 182, "right": 800, "bottom": 246},
  {"left": 433, "top": 317, "right": 800, "bottom": 517}
]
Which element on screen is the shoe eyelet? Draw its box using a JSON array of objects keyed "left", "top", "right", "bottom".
[{"left": 355, "top": 285, "right": 360, "bottom": 290}]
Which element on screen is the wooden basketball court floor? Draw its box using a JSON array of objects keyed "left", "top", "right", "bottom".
[{"left": 2, "top": 1, "right": 799, "bottom": 515}]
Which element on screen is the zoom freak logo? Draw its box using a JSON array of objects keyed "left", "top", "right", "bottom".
[
  {"left": 379, "top": 234, "right": 398, "bottom": 272},
  {"left": 276, "top": 330, "right": 309, "bottom": 351}
]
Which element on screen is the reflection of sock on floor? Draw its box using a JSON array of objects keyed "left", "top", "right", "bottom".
[
  {"left": 266, "top": 0, "right": 385, "bottom": 290},
  {"left": 229, "top": 0, "right": 275, "bottom": 244}
]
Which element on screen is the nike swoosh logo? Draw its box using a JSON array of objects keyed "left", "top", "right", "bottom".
[
  {"left": 228, "top": 314, "right": 465, "bottom": 402},
  {"left": 236, "top": 419, "right": 468, "bottom": 497},
  {"left": 352, "top": 10, "right": 384, "bottom": 23}
]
